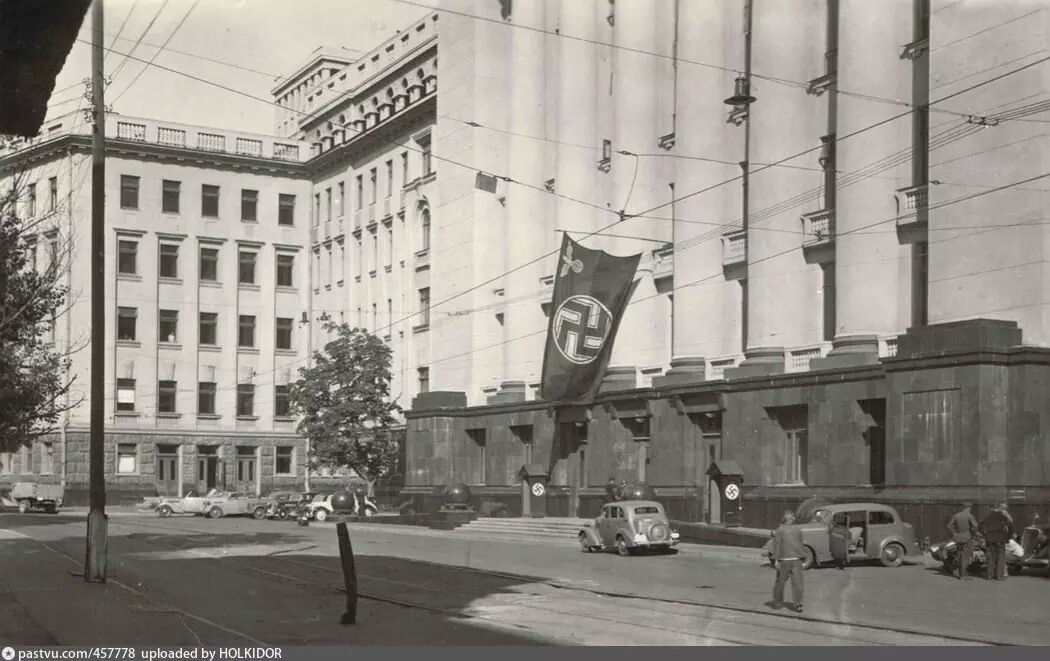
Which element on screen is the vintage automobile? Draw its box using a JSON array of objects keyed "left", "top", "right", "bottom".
[
  {"left": 264, "top": 491, "right": 303, "bottom": 519},
  {"left": 764, "top": 502, "right": 921, "bottom": 569},
  {"left": 578, "top": 500, "right": 681, "bottom": 556},
  {"left": 308, "top": 491, "right": 379, "bottom": 521},
  {"left": 8, "top": 482, "right": 63, "bottom": 514},
  {"left": 155, "top": 490, "right": 212, "bottom": 517},
  {"left": 199, "top": 491, "right": 268, "bottom": 519}
]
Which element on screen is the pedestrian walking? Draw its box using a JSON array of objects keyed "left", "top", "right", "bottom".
[
  {"left": 948, "top": 502, "right": 979, "bottom": 580},
  {"left": 829, "top": 512, "right": 850, "bottom": 570},
  {"left": 770, "top": 510, "right": 805, "bottom": 612},
  {"left": 604, "top": 477, "right": 618, "bottom": 503},
  {"left": 981, "top": 501, "right": 1014, "bottom": 580}
]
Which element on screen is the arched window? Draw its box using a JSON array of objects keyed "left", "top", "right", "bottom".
[{"left": 420, "top": 207, "right": 431, "bottom": 252}]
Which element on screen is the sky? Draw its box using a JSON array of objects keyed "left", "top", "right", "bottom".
[{"left": 47, "top": 0, "right": 431, "bottom": 135}]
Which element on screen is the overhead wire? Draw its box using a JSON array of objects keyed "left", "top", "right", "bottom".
[{"left": 111, "top": 0, "right": 202, "bottom": 106}]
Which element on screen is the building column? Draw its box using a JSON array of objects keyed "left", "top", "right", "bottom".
[
  {"left": 604, "top": 0, "right": 673, "bottom": 388},
  {"left": 499, "top": 0, "right": 550, "bottom": 402},
  {"left": 814, "top": 0, "right": 912, "bottom": 370},
  {"left": 730, "top": 0, "right": 826, "bottom": 378}
]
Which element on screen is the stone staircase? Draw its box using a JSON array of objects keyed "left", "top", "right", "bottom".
[{"left": 452, "top": 517, "right": 589, "bottom": 543}]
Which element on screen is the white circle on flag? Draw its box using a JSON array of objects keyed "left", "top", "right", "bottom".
[
  {"left": 552, "top": 295, "right": 614, "bottom": 365},
  {"left": 724, "top": 483, "right": 740, "bottom": 501},
  {"left": 531, "top": 483, "right": 546, "bottom": 497}
]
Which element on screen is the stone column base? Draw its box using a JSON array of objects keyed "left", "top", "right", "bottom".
[
  {"left": 725, "top": 346, "right": 785, "bottom": 379},
  {"left": 810, "top": 334, "right": 881, "bottom": 371},
  {"left": 600, "top": 365, "right": 638, "bottom": 392},
  {"left": 653, "top": 356, "right": 707, "bottom": 387},
  {"left": 487, "top": 380, "right": 528, "bottom": 404}
]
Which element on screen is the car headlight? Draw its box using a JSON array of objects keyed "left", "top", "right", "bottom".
[{"left": 670, "top": 531, "right": 681, "bottom": 539}]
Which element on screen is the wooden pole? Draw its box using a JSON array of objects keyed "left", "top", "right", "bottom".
[
  {"left": 85, "top": 0, "right": 108, "bottom": 583},
  {"left": 336, "top": 522, "right": 358, "bottom": 625}
]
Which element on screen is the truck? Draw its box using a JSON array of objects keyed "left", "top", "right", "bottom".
[{"left": 10, "top": 482, "right": 64, "bottom": 514}]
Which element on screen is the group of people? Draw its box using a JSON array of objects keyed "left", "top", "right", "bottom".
[
  {"left": 766, "top": 500, "right": 1023, "bottom": 613},
  {"left": 948, "top": 500, "right": 1016, "bottom": 580},
  {"left": 604, "top": 477, "right": 630, "bottom": 503}
]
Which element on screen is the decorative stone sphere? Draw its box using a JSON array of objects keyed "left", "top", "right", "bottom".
[
  {"left": 443, "top": 483, "right": 472, "bottom": 505},
  {"left": 331, "top": 490, "right": 355, "bottom": 512},
  {"left": 626, "top": 482, "right": 656, "bottom": 501}
]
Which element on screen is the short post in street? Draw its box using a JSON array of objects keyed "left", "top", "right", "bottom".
[{"left": 336, "top": 522, "right": 358, "bottom": 625}]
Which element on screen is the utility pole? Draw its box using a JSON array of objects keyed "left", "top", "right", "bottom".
[{"left": 85, "top": 0, "right": 108, "bottom": 583}]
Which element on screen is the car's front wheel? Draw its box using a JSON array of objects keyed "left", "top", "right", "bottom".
[
  {"left": 252, "top": 507, "right": 266, "bottom": 520},
  {"left": 207, "top": 506, "right": 223, "bottom": 519},
  {"left": 363, "top": 505, "right": 377, "bottom": 518},
  {"left": 17, "top": 500, "right": 29, "bottom": 514},
  {"left": 314, "top": 509, "right": 328, "bottom": 522},
  {"left": 880, "top": 542, "right": 905, "bottom": 568},
  {"left": 616, "top": 536, "right": 632, "bottom": 557},
  {"left": 157, "top": 505, "right": 172, "bottom": 518},
  {"left": 801, "top": 546, "right": 817, "bottom": 570}
]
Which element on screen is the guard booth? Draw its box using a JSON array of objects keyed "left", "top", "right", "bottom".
[
  {"left": 518, "top": 464, "right": 549, "bottom": 518},
  {"left": 706, "top": 460, "right": 744, "bottom": 527}
]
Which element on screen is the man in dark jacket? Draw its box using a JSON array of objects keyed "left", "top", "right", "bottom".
[
  {"left": 604, "top": 477, "right": 618, "bottom": 503},
  {"left": 981, "top": 502, "right": 1014, "bottom": 580},
  {"left": 770, "top": 510, "right": 806, "bottom": 612},
  {"left": 948, "top": 502, "right": 979, "bottom": 580}
]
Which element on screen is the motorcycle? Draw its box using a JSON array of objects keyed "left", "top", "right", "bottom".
[{"left": 929, "top": 533, "right": 1025, "bottom": 576}]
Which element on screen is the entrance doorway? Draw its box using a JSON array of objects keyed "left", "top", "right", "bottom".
[
  {"left": 704, "top": 437, "right": 721, "bottom": 523},
  {"left": 156, "top": 444, "right": 179, "bottom": 496},
  {"left": 197, "top": 445, "right": 219, "bottom": 494},
  {"left": 235, "top": 446, "right": 257, "bottom": 494}
]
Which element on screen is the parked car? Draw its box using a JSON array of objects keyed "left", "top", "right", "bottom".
[
  {"left": 9, "top": 482, "right": 63, "bottom": 514},
  {"left": 264, "top": 491, "right": 301, "bottom": 519},
  {"left": 155, "top": 490, "right": 213, "bottom": 517},
  {"left": 578, "top": 500, "right": 680, "bottom": 556},
  {"left": 1019, "top": 519, "right": 1050, "bottom": 572},
  {"left": 199, "top": 491, "right": 268, "bottom": 519},
  {"left": 765, "top": 502, "right": 920, "bottom": 569},
  {"left": 309, "top": 492, "right": 379, "bottom": 522},
  {"left": 307, "top": 493, "right": 335, "bottom": 521}
]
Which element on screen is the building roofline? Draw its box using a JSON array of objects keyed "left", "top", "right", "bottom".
[{"left": 271, "top": 47, "right": 359, "bottom": 96}]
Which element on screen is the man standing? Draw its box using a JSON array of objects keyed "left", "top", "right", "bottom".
[
  {"left": 770, "top": 510, "right": 806, "bottom": 612},
  {"left": 948, "top": 502, "right": 979, "bottom": 580},
  {"left": 981, "top": 501, "right": 1014, "bottom": 580},
  {"left": 604, "top": 477, "right": 618, "bottom": 503}
]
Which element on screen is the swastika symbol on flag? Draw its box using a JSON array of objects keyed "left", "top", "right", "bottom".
[{"left": 553, "top": 295, "right": 613, "bottom": 365}]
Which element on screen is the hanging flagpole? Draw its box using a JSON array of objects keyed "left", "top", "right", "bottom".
[{"left": 85, "top": 0, "right": 108, "bottom": 583}]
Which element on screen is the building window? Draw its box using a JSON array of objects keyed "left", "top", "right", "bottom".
[
  {"left": 420, "top": 208, "right": 431, "bottom": 252},
  {"left": 116, "top": 443, "right": 137, "bottom": 474},
  {"left": 202, "top": 184, "right": 220, "bottom": 218},
  {"left": 385, "top": 160, "right": 393, "bottom": 198},
  {"left": 241, "top": 189, "right": 258, "bottom": 221},
  {"left": 371, "top": 303, "right": 377, "bottom": 331},
  {"left": 117, "top": 306, "right": 137, "bottom": 341},
  {"left": 238, "top": 314, "right": 256, "bottom": 348},
  {"left": 159, "top": 309, "right": 178, "bottom": 343},
  {"left": 0, "top": 451, "right": 12, "bottom": 475},
  {"left": 276, "top": 253, "right": 294, "bottom": 287},
  {"left": 369, "top": 168, "right": 377, "bottom": 206},
  {"left": 200, "top": 247, "right": 219, "bottom": 281},
  {"left": 418, "top": 287, "right": 430, "bottom": 327},
  {"left": 198, "top": 382, "right": 216, "bottom": 414},
  {"left": 337, "top": 183, "right": 345, "bottom": 218},
  {"left": 314, "top": 193, "right": 320, "bottom": 225},
  {"left": 40, "top": 442, "right": 54, "bottom": 475},
  {"left": 158, "top": 380, "right": 177, "bottom": 413},
  {"left": 418, "top": 367, "right": 430, "bottom": 394},
  {"left": 278, "top": 193, "right": 295, "bottom": 225},
  {"left": 199, "top": 312, "right": 218, "bottom": 345},
  {"left": 27, "top": 183, "right": 36, "bottom": 216},
  {"left": 386, "top": 298, "right": 393, "bottom": 332},
  {"left": 116, "top": 378, "right": 136, "bottom": 412},
  {"left": 237, "top": 384, "right": 255, "bottom": 417},
  {"left": 275, "top": 445, "right": 293, "bottom": 473},
  {"left": 355, "top": 239, "right": 363, "bottom": 278},
  {"left": 118, "top": 240, "right": 137, "bottom": 274},
  {"left": 238, "top": 250, "right": 256, "bottom": 284},
  {"left": 162, "top": 180, "right": 181, "bottom": 214},
  {"left": 338, "top": 242, "right": 346, "bottom": 283},
  {"left": 418, "top": 133, "right": 432, "bottom": 176},
  {"left": 48, "top": 176, "right": 57, "bottom": 211},
  {"left": 48, "top": 235, "right": 59, "bottom": 272},
  {"left": 275, "top": 388, "right": 291, "bottom": 419},
  {"left": 325, "top": 187, "right": 332, "bottom": 222},
  {"left": 326, "top": 244, "right": 333, "bottom": 286},
  {"left": 401, "top": 152, "right": 409, "bottom": 187},
  {"left": 312, "top": 249, "right": 321, "bottom": 287},
  {"left": 370, "top": 230, "right": 377, "bottom": 273},
  {"left": 385, "top": 226, "right": 393, "bottom": 267},
  {"left": 275, "top": 317, "right": 293, "bottom": 350},
  {"left": 355, "top": 175, "right": 363, "bottom": 210},
  {"left": 120, "top": 175, "right": 139, "bottom": 209},
  {"left": 771, "top": 406, "right": 808, "bottom": 485},
  {"left": 159, "top": 244, "right": 179, "bottom": 278}
]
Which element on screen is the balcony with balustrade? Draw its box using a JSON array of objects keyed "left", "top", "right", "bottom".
[
  {"left": 722, "top": 229, "right": 746, "bottom": 267},
  {"left": 895, "top": 184, "right": 928, "bottom": 244},
  {"left": 800, "top": 209, "right": 835, "bottom": 264},
  {"left": 108, "top": 116, "right": 307, "bottom": 164}
]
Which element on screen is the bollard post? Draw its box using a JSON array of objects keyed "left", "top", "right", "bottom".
[{"left": 336, "top": 522, "right": 358, "bottom": 625}]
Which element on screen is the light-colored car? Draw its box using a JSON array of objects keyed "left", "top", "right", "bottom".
[
  {"left": 309, "top": 492, "right": 379, "bottom": 521},
  {"left": 200, "top": 491, "right": 268, "bottom": 519},
  {"left": 155, "top": 490, "right": 212, "bottom": 517},
  {"left": 579, "top": 500, "right": 680, "bottom": 556},
  {"left": 765, "top": 502, "right": 921, "bottom": 569}
]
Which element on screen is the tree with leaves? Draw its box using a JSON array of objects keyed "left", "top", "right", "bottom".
[
  {"left": 291, "top": 322, "right": 402, "bottom": 497},
  {"left": 0, "top": 171, "right": 79, "bottom": 461}
]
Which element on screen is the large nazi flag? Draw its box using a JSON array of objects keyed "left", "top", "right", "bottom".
[{"left": 540, "top": 233, "right": 641, "bottom": 403}]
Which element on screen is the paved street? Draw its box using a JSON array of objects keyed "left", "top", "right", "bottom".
[{"left": 2, "top": 511, "right": 1048, "bottom": 646}]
